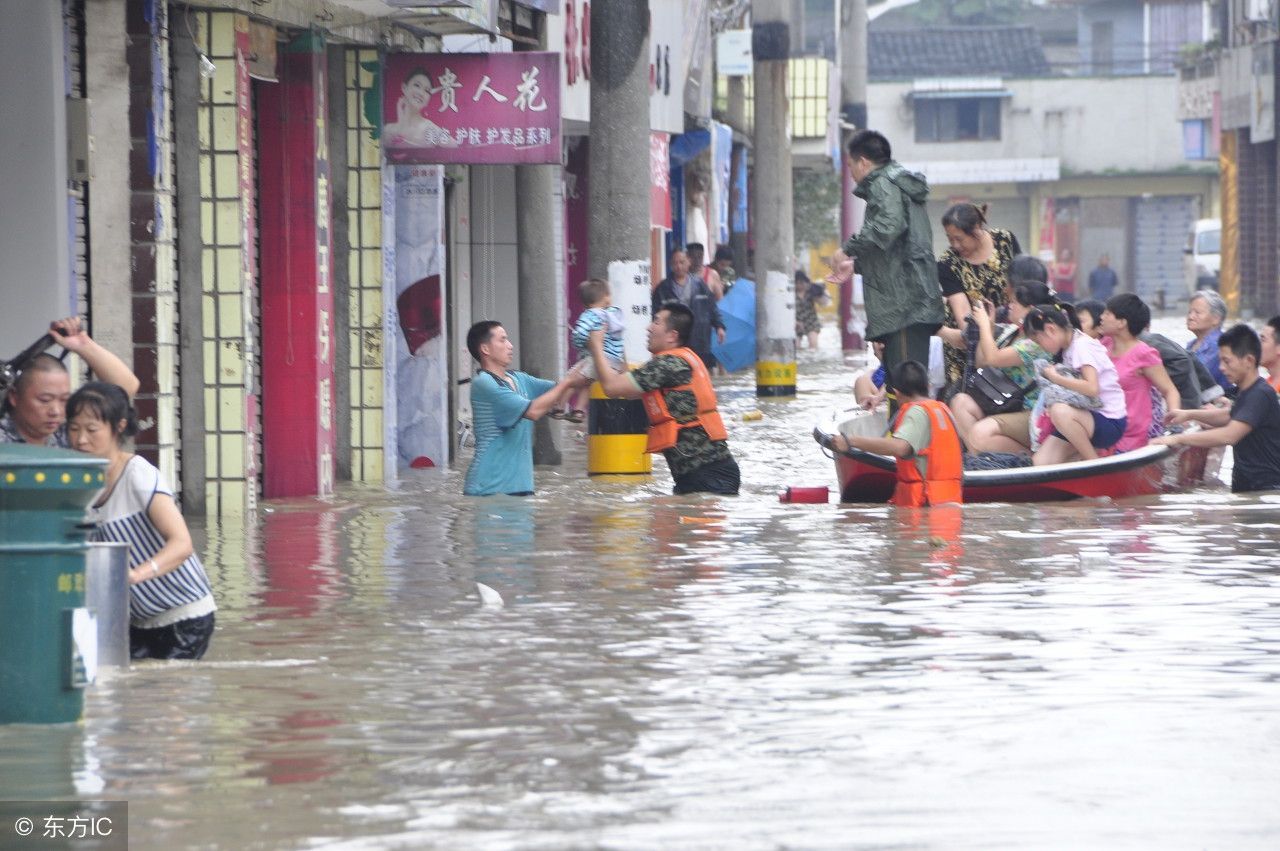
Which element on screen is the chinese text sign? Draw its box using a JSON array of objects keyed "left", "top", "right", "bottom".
[{"left": 383, "top": 53, "right": 561, "bottom": 165}]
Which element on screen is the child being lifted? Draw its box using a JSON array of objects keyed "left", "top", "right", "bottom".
[{"left": 553, "top": 278, "right": 628, "bottom": 423}]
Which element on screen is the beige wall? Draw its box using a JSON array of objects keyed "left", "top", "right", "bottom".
[{"left": 869, "top": 75, "right": 1207, "bottom": 176}]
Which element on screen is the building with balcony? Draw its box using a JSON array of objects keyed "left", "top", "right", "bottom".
[{"left": 867, "top": 21, "right": 1218, "bottom": 303}]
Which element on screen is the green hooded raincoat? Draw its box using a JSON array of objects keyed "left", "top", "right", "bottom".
[{"left": 841, "top": 162, "right": 945, "bottom": 341}]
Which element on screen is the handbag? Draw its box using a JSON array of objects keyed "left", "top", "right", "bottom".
[{"left": 965, "top": 367, "right": 1027, "bottom": 416}]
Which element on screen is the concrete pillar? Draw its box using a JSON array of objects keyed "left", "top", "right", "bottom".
[
  {"left": 587, "top": 0, "right": 653, "bottom": 477},
  {"left": 751, "top": 0, "right": 796, "bottom": 398},
  {"left": 86, "top": 0, "right": 132, "bottom": 360},
  {"left": 125, "top": 0, "right": 178, "bottom": 478},
  {"left": 516, "top": 34, "right": 563, "bottom": 466},
  {"left": 257, "top": 33, "right": 336, "bottom": 498},
  {"left": 0, "top": 0, "right": 70, "bottom": 345},
  {"left": 838, "top": 0, "right": 868, "bottom": 351},
  {"left": 587, "top": 0, "right": 651, "bottom": 292},
  {"left": 328, "top": 44, "right": 352, "bottom": 482},
  {"left": 172, "top": 20, "right": 206, "bottom": 514}
]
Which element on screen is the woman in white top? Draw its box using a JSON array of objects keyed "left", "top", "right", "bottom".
[
  {"left": 67, "top": 382, "right": 216, "bottom": 660},
  {"left": 1022, "top": 305, "right": 1128, "bottom": 465}
]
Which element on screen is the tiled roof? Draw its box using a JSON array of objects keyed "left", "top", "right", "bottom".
[{"left": 869, "top": 26, "right": 1052, "bottom": 80}]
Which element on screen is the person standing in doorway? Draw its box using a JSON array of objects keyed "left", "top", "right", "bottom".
[
  {"left": 1051, "top": 248, "right": 1078, "bottom": 299},
  {"left": 1088, "top": 253, "right": 1118, "bottom": 301},
  {"left": 652, "top": 249, "right": 726, "bottom": 371},
  {"left": 833, "top": 130, "right": 944, "bottom": 408}
]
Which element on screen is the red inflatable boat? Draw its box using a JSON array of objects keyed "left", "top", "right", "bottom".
[{"left": 813, "top": 410, "right": 1220, "bottom": 504}]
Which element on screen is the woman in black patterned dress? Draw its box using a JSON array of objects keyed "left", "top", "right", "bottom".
[{"left": 935, "top": 203, "right": 1021, "bottom": 396}]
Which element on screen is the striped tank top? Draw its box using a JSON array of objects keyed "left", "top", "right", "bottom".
[{"left": 86, "top": 455, "right": 216, "bottom": 627}]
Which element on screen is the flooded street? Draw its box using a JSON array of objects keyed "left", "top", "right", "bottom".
[{"left": 4, "top": 322, "right": 1280, "bottom": 850}]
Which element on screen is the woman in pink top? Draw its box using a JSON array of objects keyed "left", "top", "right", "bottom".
[
  {"left": 1024, "top": 304, "right": 1129, "bottom": 464},
  {"left": 1099, "top": 294, "right": 1180, "bottom": 453}
]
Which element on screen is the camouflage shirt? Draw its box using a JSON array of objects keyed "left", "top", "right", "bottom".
[{"left": 630, "top": 354, "right": 732, "bottom": 479}]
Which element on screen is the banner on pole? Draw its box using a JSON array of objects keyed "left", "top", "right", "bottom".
[{"left": 764, "top": 271, "right": 795, "bottom": 340}]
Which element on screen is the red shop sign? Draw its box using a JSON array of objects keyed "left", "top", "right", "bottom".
[{"left": 383, "top": 52, "right": 562, "bottom": 165}]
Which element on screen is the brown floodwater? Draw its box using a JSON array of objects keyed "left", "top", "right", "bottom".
[{"left": 3, "top": 323, "right": 1279, "bottom": 850}]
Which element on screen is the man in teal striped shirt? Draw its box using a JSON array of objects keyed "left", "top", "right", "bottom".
[{"left": 463, "top": 321, "right": 573, "bottom": 496}]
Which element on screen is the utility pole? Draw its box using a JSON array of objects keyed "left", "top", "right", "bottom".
[
  {"left": 839, "top": 0, "right": 869, "bottom": 351},
  {"left": 516, "top": 30, "right": 562, "bottom": 465},
  {"left": 587, "top": 0, "right": 651, "bottom": 348},
  {"left": 587, "top": 0, "right": 653, "bottom": 475},
  {"left": 751, "top": 0, "right": 796, "bottom": 398}
]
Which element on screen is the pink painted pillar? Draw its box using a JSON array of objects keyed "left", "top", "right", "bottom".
[{"left": 256, "top": 35, "right": 336, "bottom": 498}]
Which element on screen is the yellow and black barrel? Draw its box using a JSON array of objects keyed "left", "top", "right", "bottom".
[
  {"left": 587, "top": 381, "right": 652, "bottom": 475},
  {"left": 755, "top": 360, "right": 796, "bottom": 398}
]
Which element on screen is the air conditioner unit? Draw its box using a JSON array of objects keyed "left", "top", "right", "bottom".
[{"left": 1244, "top": 0, "right": 1274, "bottom": 23}]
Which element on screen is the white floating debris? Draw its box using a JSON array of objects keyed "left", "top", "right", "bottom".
[{"left": 475, "top": 582, "right": 505, "bottom": 608}]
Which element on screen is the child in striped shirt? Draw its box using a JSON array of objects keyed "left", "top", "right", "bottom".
[{"left": 554, "top": 278, "right": 628, "bottom": 423}]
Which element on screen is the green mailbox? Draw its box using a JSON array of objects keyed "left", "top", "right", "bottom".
[{"left": 0, "top": 444, "right": 107, "bottom": 724}]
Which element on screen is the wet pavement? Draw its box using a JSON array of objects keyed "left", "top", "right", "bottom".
[{"left": 3, "top": 321, "right": 1280, "bottom": 849}]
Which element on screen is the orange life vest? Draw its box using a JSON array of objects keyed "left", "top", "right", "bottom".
[
  {"left": 890, "top": 398, "right": 964, "bottom": 507},
  {"left": 642, "top": 347, "right": 728, "bottom": 453}
]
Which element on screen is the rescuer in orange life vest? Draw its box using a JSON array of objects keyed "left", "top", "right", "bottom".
[
  {"left": 587, "top": 301, "right": 740, "bottom": 495},
  {"left": 831, "top": 360, "right": 964, "bottom": 506}
]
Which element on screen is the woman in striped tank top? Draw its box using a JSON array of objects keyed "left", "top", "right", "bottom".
[{"left": 67, "top": 382, "right": 216, "bottom": 660}]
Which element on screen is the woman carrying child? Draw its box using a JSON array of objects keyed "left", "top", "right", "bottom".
[
  {"left": 947, "top": 278, "right": 1053, "bottom": 454},
  {"left": 1098, "top": 294, "right": 1180, "bottom": 453},
  {"left": 1022, "top": 305, "right": 1128, "bottom": 465}
]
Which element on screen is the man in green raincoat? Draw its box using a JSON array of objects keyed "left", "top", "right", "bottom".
[{"left": 838, "top": 130, "right": 944, "bottom": 407}]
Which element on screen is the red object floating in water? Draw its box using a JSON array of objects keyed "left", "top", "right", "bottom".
[
  {"left": 780, "top": 486, "right": 829, "bottom": 503},
  {"left": 410, "top": 456, "right": 435, "bottom": 468}
]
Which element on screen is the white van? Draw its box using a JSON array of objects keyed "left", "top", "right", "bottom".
[{"left": 1184, "top": 218, "right": 1221, "bottom": 295}]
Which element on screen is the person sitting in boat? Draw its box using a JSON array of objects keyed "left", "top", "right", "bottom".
[
  {"left": 854, "top": 341, "right": 889, "bottom": 409},
  {"left": 1186, "top": 290, "right": 1233, "bottom": 395},
  {"left": 854, "top": 339, "right": 946, "bottom": 410},
  {"left": 1075, "top": 300, "right": 1105, "bottom": 339},
  {"left": 1098, "top": 294, "right": 1181, "bottom": 453},
  {"left": 948, "top": 281, "right": 1054, "bottom": 454},
  {"left": 1153, "top": 324, "right": 1280, "bottom": 494},
  {"left": 832, "top": 360, "right": 963, "bottom": 506},
  {"left": 1023, "top": 304, "right": 1128, "bottom": 465}
]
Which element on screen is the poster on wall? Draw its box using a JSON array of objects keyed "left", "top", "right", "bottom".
[
  {"left": 383, "top": 52, "right": 561, "bottom": 164},
  {"left": 1251, "top": 43, "right": 1275, "bottom": 144},
  {"left": 712, "top": 121, "right": 732, "bottom": 245},
  {"left": 608, "top": 259, "right": 653, "bottom": 365},
  {"left": 650, "top": 133, "right": 672, "bottom": 229},
  {"left": 649, "top": 0, "right": 687, "bottom": 134},
  {"left": 386, "top": 165, "right": 449, "bottom": 471},
  {"left": 551, "top": 1, "right": 693, "bottom": 132}
]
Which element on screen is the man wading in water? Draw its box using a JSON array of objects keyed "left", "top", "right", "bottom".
[{"left": 587, "top": 303, "right": 740, "bottom": 495}]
